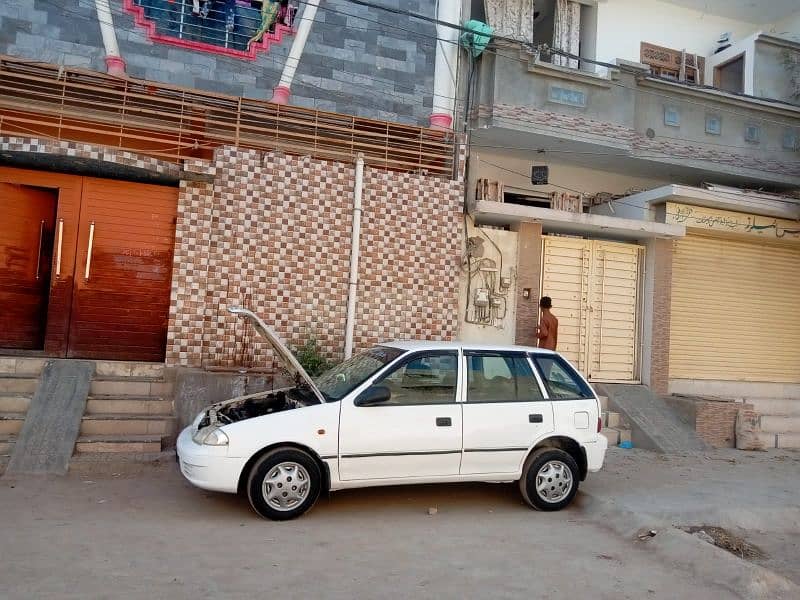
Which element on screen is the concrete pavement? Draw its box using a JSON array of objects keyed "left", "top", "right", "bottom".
[{"left": 1, "top": 447, "right": 798, "bottom": 600}]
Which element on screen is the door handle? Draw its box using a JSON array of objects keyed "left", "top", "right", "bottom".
[
  {"left": 54, "top": 218, "right": 64, "bottom": 278},
  {"left": 84, "top": 221, "right": 95, "bottom": 280},
  {"left": 436, "top": 417, "right": 452, "bottom": 427},
  {"left": 35, "top": 220, "right": 45, "bottom": 280},
  {"left": 529, "top": 414, "right": 543, "bottom": 423}
]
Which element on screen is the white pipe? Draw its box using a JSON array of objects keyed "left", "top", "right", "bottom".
[
  {"left": 271, "top": 0, "right": 321, "bottom": 104},
  {"left": 95, "top": 0, "right": 126, "bottom": 76},
  {"left": 344, "top": 154, "right": 365, "bottom": 360},
  {"left": 430, "top": 0, "right": 461, "bottom": 129}
]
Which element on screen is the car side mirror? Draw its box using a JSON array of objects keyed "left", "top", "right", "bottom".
[{"left": 354, "top": 385, "right": 391, "bottom": 407}]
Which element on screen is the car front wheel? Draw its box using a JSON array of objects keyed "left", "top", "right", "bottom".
[
  {"left": 246, "top": 448, "right": 322, "bottom": 520},
  {"left": 519, "top": 448, "right": 579, "bottom": 511}
]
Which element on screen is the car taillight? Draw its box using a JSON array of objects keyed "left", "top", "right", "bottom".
[{"left": 597, "top": 417, "right": 602, "bottom": 433}]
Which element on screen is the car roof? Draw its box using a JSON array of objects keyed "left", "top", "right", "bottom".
[{"left": 378, "top": 340, "right": 557, "bottom": 355}]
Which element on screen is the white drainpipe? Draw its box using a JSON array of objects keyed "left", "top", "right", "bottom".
[
  {"left": 95, "top": 0, "right": 126, "bottom": 76},
  {"left": 343, "top": 154, "right": 365, "bottom": 359},
  {"left": 271, "top": 0, "right": 321, "bottom": 104},
  {"left": 429, "top": 0, "right": 461, "bottom": 129}
]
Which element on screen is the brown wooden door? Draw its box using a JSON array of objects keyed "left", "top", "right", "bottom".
[
  {"left": 0, "top": 183, "right": 57, "bottom": 349},
  {"left": 67, "top": 178, "right": 177, "bottom": 361}
]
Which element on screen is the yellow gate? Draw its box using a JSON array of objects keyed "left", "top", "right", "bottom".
[
  {"left": 670, "top": 233, "right": 800, "bottom": 382},
  {"left": 541, "top": 237, "right": 643, "bottom": 381}
]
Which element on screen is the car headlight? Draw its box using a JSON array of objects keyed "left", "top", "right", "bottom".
[{"left": 192, "top": 427, "right": 229, "bottom": 446}]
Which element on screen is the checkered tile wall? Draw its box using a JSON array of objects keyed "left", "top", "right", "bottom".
[{"left": 167, "top": 146, "right": 464, "bottom": 368}]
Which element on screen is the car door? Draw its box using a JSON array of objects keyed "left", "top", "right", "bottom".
[
  {"left": 460, "top": 351, "right": 554, "bottom": 475},
  {"left": 531, "top": 353, "right": 600, "bottom": 445},
  {"left": 338, "top": 350, "right": 462, "bottom": 481}
]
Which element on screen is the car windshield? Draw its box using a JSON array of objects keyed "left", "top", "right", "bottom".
[{"left": 314, "top": 346, "right": 404, "bottom": 401}]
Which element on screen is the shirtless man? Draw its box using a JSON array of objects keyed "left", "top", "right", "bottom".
[{"left": 536, "top": 296, "right": 558, "bottom": 351}]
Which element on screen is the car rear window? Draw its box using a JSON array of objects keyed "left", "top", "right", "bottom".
[{"left": 531, "top": 355, "right": 594, "bottom": 400}]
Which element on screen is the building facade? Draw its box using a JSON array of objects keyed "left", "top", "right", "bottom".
[
  {"left": 459, "top": 0, "right": 800, "bottom": 447},
  {"left": 0, "top": 0, "right": 443, "bottom": 125}
]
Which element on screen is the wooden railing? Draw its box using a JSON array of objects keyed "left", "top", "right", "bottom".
[{"left": 0, "top": 55, "right": 455, "bottom": 175}]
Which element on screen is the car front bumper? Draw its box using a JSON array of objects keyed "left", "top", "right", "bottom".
[
  {"left": 176, "top": 426, "right": 243, "bottom": 494},
  {"left": 584, "top": 435, "right": 608, "bottom": 472}
]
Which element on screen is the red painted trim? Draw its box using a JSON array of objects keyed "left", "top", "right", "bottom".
[
  {"left": 104, "top": 55, "right": 127, "bottom": 76},
  {"left": 429, "top": 113, "right": 453, "bottom": 129},
  {"left": 123, "top": 0, "right": 293, "bottom": 61},
  {"left": 271, "top": 85, "right": 291, "bottom": 104}
]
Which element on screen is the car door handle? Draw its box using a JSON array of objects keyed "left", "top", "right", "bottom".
[
  {"left": 436, "top": 417, "right": 452, "bottom": 427},
  {"left": 529, "top": 414, "right": 543, "bottom": 423}
]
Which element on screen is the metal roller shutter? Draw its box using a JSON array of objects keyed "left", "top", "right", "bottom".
[{"left": 670, "top": 233, "right": 800, "bottom": 382}]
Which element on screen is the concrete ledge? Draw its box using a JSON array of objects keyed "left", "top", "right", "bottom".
[
  {"left": 669, "top": 379, "right": 800, "bottom": 400},
  {"left": 474, "top": 200, "right": 685, "bottom": 239}
]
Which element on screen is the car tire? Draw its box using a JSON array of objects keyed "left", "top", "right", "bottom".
[
  {"left": 246, "top": 448, "right": 322, "bottom": 521},
  {"left": 519, "top": 448, "right": 580, "bottom": 512}
]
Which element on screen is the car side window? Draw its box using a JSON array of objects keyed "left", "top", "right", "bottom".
[
  {"left": 533, "top": 355, "right": 594, "bottom": 400},
  {"left": 373, "top": 351, "right": 458, "bottom": 405},
  {"left": 466, "top": 353, "right": 544, "bottom": 402}
]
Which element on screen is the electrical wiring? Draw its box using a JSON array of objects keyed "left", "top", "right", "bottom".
[
  {"left": 46, "top": 0, "right": 800, "bottom": 129},
  {"left": 21, "top": 0, "right": 800, "bottom": 162},
  {"left": 37, "top": 0, "right": 461, "bottom": 112}
]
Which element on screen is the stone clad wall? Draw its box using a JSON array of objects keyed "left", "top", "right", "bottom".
[
  {"left": 167, "top": 146, "right": 463, "bottom": 368},
  {"left": 0, "top": 0, "right": 436, "bottom": 125}
]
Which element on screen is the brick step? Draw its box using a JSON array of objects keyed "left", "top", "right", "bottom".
[
  {"left": 95, "top": 361, "right": 165, "bottom": 379},
  {"left": 748, "top": 398, "right": 800, "bottom": 416},
  {"left": 760, "top": 415, "right": 800, "bottom": 434},
  {"left": 80, "top": 415, "right": 175, "bottom": 436},
  {"left": 601, "top": 427, "right": 632, "bottom": 447},
  {"left": 0, "top": 377, "right": 39, "bottom": 394},
  {"left": 85, "top": 396, "right": 172, "bottom": 416},
  {"left": 75, "top": 435, "right": 165, "bottom": 454},
  {"left": 0, "top": 357, "right": 47, "bottom": 377},
  {"left": 0, "top": 413, "right": 26, "bottom": 435},
  {"left": 90, "top": 377, "right": 172, "bottom": 398},
  {"left": 0, "top": 393, "right": 32, "bottom": 413},
  {"left": 0, "top": 434, "right": 16, "bottom": 456},
  {"left": 601, "top": 411, "right": 621, "bottom": 428}
]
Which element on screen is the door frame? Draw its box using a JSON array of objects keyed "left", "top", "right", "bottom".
[
  {"left": 0, "top": 167, "right": 83, "bottom": 357},
  {"left": 337, "top": 349, "right": 465, "bottom": 481},
  {"left": 539, "top": 236, "right": 645, "bottom": 384}
]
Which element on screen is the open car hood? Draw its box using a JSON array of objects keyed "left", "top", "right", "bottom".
[{"left": 228, "top": 307, "right": 326, "bottom": 404}]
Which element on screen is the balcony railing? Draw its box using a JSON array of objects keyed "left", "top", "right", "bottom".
[{"left": 125, "top": 0, "right": 295, "bottom": 59}]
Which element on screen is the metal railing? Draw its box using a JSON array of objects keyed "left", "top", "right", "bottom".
[
  {"left": 131, "top": 0, "right": 292, "bottom": 53},
  {"left": 0, "top": 55, "right": 454, "bottom": 175}
]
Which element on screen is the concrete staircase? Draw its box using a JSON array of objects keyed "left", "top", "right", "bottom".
[
  {"left": 598, "top": 395, "right": 633, "bottom": 447},
  {"left": 76, "top": 361, "right": 175, "bottom": 456},
  {"left": 0, "top": 358, "right": 45, "bottom": 470},
  {"left": 751, "top": 398, "right": 800, "bottom": 450}
]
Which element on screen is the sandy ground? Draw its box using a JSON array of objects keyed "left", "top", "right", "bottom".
[{"left": 1, "top": 447, "right": 798, "bottom": 600}]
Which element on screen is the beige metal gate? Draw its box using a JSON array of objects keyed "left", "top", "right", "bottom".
[{"left": 541, "top": 237, "right": 643, "bottom": 381}]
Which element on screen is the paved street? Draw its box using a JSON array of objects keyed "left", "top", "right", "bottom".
[{"left": 2, "top": 448, "right": 798, "bottom": 600}]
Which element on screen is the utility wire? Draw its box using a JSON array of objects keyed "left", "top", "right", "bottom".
[
  {"left": 332, "top": 0, "right": 800, "bottom": 128},
  {"left": 24, "top": 0, "right": 800, "bottom": 156},
  {"left": 50, "top": 0, "right": 800, "bottom": 130}
]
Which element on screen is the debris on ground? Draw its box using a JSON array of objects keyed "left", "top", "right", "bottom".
[
  {"left": 679, "top": 525, "right": 767, "bottom": 561},
  {"left": 427, "top": 507, "right": 438, "bottom": 516},
  {"left": 637, "top": 529, "right": 658, "bottom": 541}
]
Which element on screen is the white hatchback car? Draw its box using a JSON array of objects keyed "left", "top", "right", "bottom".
[{"left": 178, "top": 308, "right": 608, "bottom": 520}]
